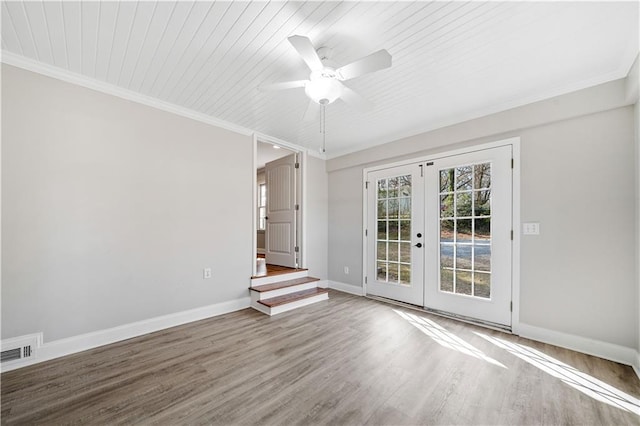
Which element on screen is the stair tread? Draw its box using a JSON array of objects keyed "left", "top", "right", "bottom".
[
  {"left": 251, "top": 277, "right": 320, "bottom": 292},
  {"left": 258, "top": 288, "right": 328, "bottom": 308}
]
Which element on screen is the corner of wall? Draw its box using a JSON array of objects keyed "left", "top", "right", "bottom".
[{"left": 328, "top": 281, "right": 365, "bottom": 296}]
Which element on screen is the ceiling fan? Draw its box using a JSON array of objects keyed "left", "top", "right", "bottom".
[{"left": 259, "top": 35, "right": 392, "bottom": 121}]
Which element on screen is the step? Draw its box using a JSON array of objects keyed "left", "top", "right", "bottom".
[
  {"left": 250, "top": 277, "right": 321, "bottom": 301},
  {"left": 250, "top": 269, "right": 309, "bottom": 287},
  {"left": 251, "top": 288, "right": 329, "bottom": 316},
  {"left": 252, "top": 277, "right": 320, "bottom": 292}
]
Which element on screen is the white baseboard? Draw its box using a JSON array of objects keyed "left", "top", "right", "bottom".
[
  {"left": 517, "top": 322, "right": 638, "bottom": 370},
  {"left": 317, "top": 279, "right": 329, "bottom": 289},
  {"left": 1, "top": 297, "right": 250, "bottom": 373},
  {"left": 328, "top": 280, "right": 364, "bottom": 296},
  {"left": 634, "top": 351, "right": 640, "bottom": 380}
]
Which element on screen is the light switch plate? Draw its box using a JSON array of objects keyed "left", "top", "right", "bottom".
[
  {"left": 203, "top": 268, "right": 212, "bottom": 279},
  {"left": 522, "top": 222, "right": 540, "bottom": 235}
]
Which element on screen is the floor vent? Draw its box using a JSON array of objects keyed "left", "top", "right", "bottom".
[{"left": 1, "top": 333, "right": 41, "bottom": 366}]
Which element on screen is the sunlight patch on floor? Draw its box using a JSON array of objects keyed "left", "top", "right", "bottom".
[
  {"left": 476, "top": 332, "right": 640, "bottom": 415},
  {"left": 393, "top": 309, "right": 506, "bottom": 368}
]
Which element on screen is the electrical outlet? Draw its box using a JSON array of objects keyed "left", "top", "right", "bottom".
[
  {"left": 203, "top": 268, "right": 212, "bottom": 279},
  {"left": 522, "top": 223, "right": 540, "bottom": 235},
  {"left": 344, "top": 266, "right": 349, "bottom": 275}
]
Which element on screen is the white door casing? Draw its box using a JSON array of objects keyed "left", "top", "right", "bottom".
[{"left": 265, "top": 153, "right": 297, "bottom": 268}]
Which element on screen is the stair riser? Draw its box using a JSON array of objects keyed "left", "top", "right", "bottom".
[
  {"left": 251, "top": 282, "right": 319, "bottom": 301},
  {"left": 250, "top": 300, "right": 271, "bottom": 315},
  {"left": 250, "top": 270, "right": 308, "bottom": 287},
  {"left": 269, "top": 293, "right": 328, "bottom": 315}
]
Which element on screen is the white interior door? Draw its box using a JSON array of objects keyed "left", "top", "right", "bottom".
[
  {"left": 424, "top": 145, "right": 512, "bottom": 326},
  {"left": 265, "top": 153, "right": 297, "bottom": 268},
  {"left": 366, "top": 163, "right": 424, "bottom": 305}
]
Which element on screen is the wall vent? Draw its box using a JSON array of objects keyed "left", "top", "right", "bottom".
[{"left": 1, "top": 333, "right": 41, "bottom": 366}]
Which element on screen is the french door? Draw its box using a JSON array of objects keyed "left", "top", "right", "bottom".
[
  {"left": 366, "top": 145, "right": 513, "bottom": 327},
  {"left": 366, "top": 164, "right": 424, "bottom": 305}
]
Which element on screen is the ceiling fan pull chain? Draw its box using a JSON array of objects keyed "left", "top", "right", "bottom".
[{"left": 321, "top": 104, "right": 326, "bottom": 153}]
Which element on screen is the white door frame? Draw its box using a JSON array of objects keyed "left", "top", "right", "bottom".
[
  {"left": 362, "top": 137, "right": 521, "bottom": 333},
  {"left": 252, "top": 133, "right": 308, "bottom": 276}
]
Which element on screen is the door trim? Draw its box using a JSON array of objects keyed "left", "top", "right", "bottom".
[
  {"left": 362, "top": 137, "right": 521, "bottom": 332},
  {"left": 252, "top": 134, "right": 308, "bottom": 276}
]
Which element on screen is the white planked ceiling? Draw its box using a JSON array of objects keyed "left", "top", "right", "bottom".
[{"left": 2, "top": 1, "right": 638, "bottom": 158}]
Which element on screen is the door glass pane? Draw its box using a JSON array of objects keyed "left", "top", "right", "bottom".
[
  {"left": 456, "top": 219, "right": 472, "bottom": 242},
  {"left": 389, "top": 221, "right": 399, "bottom": 240},
  {"left": 441, "top": 268, "right": 453, "bottom": 292},
  {"left": 377, "top": 262, "right": 387, "bottom": 281},
  {"left": 388, "top": 263, "right": 399, "bottom": 282},
  {"left": 388, "top": 242, "right": 399, "bottom": 262},
  {"left": 474, "top": 245, "right": 491, "bottom": 272},
  {"left": 388, "top": 177, "right": 398, "bottom": 198},
  {"left": 388, "top": 199, "right": 399, "bottom": 218},
  {"left": 440, "top": 245, "right": 453, "bottom": 268},
  {"left": 440, "top": 194, "right": 454, "bottom": 218},
  {"left": 378, "top": 179, "right": 388, "bottom": 198},
  {"left": 375, "top": 175, "right": 412, "bottom": 285},
  {"left": 475, "top": 218, "right": 491, "bottom": 243},
  {"left": 474, "top": 190, "right": 491, "bottom": 216},
  {"left": 400, "top": 264, "right": 411, "bottom": 285},
  {"left": 378, "top": 221, "right": 387, "bottom": 240},
  {"left": 440, "top": 219, "right": 454, "bottom": 242},
  {"left": 399, "top": 198, "right": 411, "bottom": 218},
  {"left": 455, "top": 245, "right": 472, "bottom": 269},
  {"left": 440, "top": 169, "right": 454, "bottom": 192},
  {"left": 400, "top": 242, "right": 411, "bottom": 263},
  {"left": 439, "top": 162, "right": 492, "bottom": 299},
  {"left": 400, "top": 220, "right": 411, "bottom": 241},
  {"left": 456, "top": 192, "right": 472, "bottom": 216},
  {"left": 474, "top": 272, "right": 491, "bottom": 298},
  {"left": 399, "top": 176, "right": 411, "bottom": 196},
  {"left": 377, "top": 242, "right": 387, "bottom": 261},
  {"left": 456, "top": 271, "right": 472, "bottom": 295},
  {"left": 378, "top": 200, "right": 387, "bottom": 218},
  {"left": 456, "top": 166, "right": 473, "bottom": 190},
  {"left": 474, "top": 163, "right": 491, "bottom": 189}
]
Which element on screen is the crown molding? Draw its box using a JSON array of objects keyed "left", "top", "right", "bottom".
[{"left": 0, "top": 51, "right": 315, "bottom": 157}]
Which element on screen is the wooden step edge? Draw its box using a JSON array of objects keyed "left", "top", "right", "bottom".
[
  {"left": 258, "top": 288, "right": 329, "bottom": 308},
  {"left": 250, "top": 277, "right": 320, "bottom": 292},
  {"left": 250, "top": 268, "right": 308, "bottom": 280}
]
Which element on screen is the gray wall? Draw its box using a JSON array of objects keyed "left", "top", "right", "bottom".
[
  {"left": 327, "top": 81, "right": 637, "bottom": 350},
  {"left": 305, "top": 155, "right": 328, "bottom": 280},
  {"left": 2, "top": 65, "right": 253, "bottom": 341}
]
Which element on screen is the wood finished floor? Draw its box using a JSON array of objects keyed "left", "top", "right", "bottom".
[{"left": 1, "top": 290, "right": 639, "bottom": 425}]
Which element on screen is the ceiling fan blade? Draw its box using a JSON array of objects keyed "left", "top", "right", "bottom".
[
  {"left": 340, "top": 86, "right": 374, "bottom": 112},
  {"left": 303, "top": 99, "right": 320, "bottom": 122},
  {"left": 258, "top": 80, "right": 308, "bottom": 92},
  {"left": 288, "top": 35, "right": 324, "bottom": 71},
  {"left": 336, "top": 49, "right": 392, "bottom": 81}
]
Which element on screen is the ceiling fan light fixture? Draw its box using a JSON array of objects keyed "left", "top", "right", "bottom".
[{"left": 305, "top": 74, "right": 343, "bottom": 105}]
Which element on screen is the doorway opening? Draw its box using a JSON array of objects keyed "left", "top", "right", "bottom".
[{"left": 254, "top": 139, "right": 304, "bottom": 277}]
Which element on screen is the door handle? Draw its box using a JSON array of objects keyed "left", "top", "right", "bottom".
[{"left": 414, "top": 242, "right": 422, "bottom": 248}]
